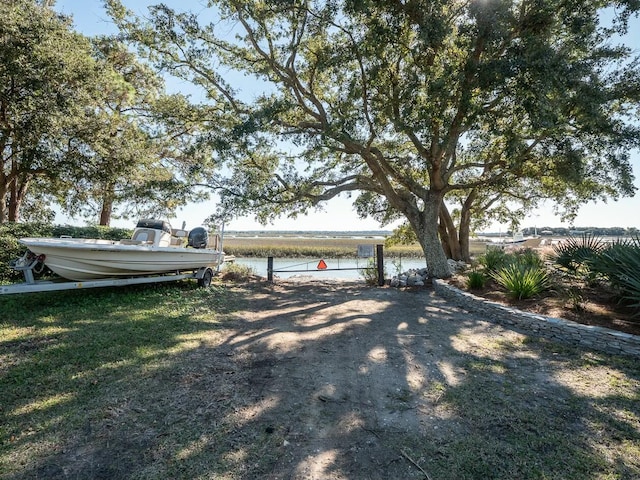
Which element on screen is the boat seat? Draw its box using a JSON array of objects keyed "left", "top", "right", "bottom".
[
  {"left": 120, "top": 239, "right": 144, "bottom": 245},
  {"left": 157, "top": 232, "right": 172, "bottom": 247},
  {"left": 170, "top": 237, "right": 183, "bottom": 247},
  {"left": 131, "top": 229, "right": 156, "bottom": 245}
]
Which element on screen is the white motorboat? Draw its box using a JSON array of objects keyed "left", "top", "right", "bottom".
[
  {"left": 484, "top": 231, "right": 543, "bottom": 250},
  {"left": 19, "top": 219, "right": 226, "bottom": 281}
]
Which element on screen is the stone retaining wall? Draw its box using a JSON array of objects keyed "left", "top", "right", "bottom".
[{"left": 433, "top": 279, "right": 640, "bottom": 358}]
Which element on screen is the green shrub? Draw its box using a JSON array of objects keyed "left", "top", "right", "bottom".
[
  {"left": 52, "top": 225, "right": 132, "bottom": 241},
  {"left": 513, "top": 248, "right": 544, "bottom": 268},
  {"left": 479, "top": 247, "right": 509, "bottom": 273},
  {"left": 360, "top": 258, "right": 385, "bottom": 286},
  {"left": 0, "top": 221, "right": 54, "bottom": 238},
  {"left": 221, "top": 262, "right": 256, "bottom": 282},
  {"left": 552, "top": 234, "right": 605, "bottom": 277},
  {"left": 0, "top": 236, "right": 26, "bottom": 281},
  {"left": 491, "top": 264, "right": 550, "bottom": 300},
  {"left": 466, "top": 270, "right": 486, "bottom": 290},
  {"left": 589, "top": 238, "right": 640, "bottom": 312}
]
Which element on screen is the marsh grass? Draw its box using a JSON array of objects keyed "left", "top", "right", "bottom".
[
  {"left": 223, "top": 235, "right": 424, "bottom": 258},
  {"left": 223, "top": 236, "right": 487, "bottom": 258}
]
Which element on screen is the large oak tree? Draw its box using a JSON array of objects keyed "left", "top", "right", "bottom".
[{"left": 110, "top": 0, "right": 640, "bottom": 276}]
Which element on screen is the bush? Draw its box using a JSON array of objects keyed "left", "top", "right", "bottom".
[
  {"left": 589, "top": 238, "right": 640, "bottom": 312},
  {"left": 491, "top": 263, "right": 550, "bottom": 300},
  {"left": 513, "top": 248, "right": 544, "bottom": 268},
  {"left": 552, "top": 234, "right": 605, "bottom": 278},
  {"left": 360, "top": 258, "right": 385, "bottom": 286},
  {"left": 0, "top": 221, "right": 54, "bottom": 238},
  {"left": 0, "top": 236, "right": 26, "bottom": 282},
  {"left": 466, "top": 270, "right": 486, "bottom": 290},
  {"left": 52, "top": 225, "right": 132, "bottom": 241},
  {"left": 479, "top": 247, "right": 509, "bottom": 273},
  {"left": 220, "top": 263, "right": 256, "bottom": 282}
]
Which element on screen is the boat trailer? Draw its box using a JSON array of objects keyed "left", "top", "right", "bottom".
[{"left": 0, "top": 251, "right": 216, "bottom": 295}]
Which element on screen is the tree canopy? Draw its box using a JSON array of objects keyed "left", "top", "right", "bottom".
[
  {"left": 0, "top": 0, "right": 207, "bottom": 226},
  {"left": 0, "top": 0, "right": 96, "bottom": 222},
  {"left": 106, "top": 0, "right": 640, "bottom": 277},
  {"left": 59, "top": 36, "right": 212, "bottom": 225}
]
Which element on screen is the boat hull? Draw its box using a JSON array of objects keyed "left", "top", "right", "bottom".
[{"left": 20, "top": 238, "right": 224, "bottom": 281}]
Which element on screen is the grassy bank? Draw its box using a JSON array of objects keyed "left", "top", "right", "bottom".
[
  {"left": 222, "top": 235, "right": 487, "bottom": 258},
  {"left": 222, "top": 235, "right": 422, "bottom": 258},
  {"left": 0, "top": 282, "right": 231, "bottom": 478}
]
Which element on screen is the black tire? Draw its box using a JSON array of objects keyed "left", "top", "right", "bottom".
[{"left": 197, "top": 268, "right": 213, "bottom": 288}]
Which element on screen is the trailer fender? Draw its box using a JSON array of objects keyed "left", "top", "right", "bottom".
[{"left": 196, "top": 267, "right": 214, "bottom": 288}]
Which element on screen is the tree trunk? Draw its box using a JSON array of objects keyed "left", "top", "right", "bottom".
[
  {"left": 99, "top": 183, "right": 116, "bottom": 226},
  {"left": 439, "top": 205, "right": 463, "bottom": 261},
  {"left": 438, "top": 218, "right": 452, "bottom": 258},
  {"left": 99, "top": 196, "right": 113, "bottom": 226},
  {"left": 8, "top": 175, "right": 28, "bottom": 222},
  {"left": 458, "top": 206, "right": 472, "bottom": 262},
  {"left": 0, "top": 181, "right": 6, "bottom": 223},
  {"left": 457, "top": 189, "right": 478, "bottom": 263},
  {"left": 409, "top": 193, "right": 451, "bottom": 278}
]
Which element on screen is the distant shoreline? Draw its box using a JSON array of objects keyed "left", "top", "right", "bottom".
[{"left": 225, "top": 228, "right": 638, "bottom": 238}]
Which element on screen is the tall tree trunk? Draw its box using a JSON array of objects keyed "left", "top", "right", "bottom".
[
  {"left": 8, "top": 175, "right": 28, "bottom": 222},
  {"left": 99, "top": 183, "right": 116, "bottom": 226},
  {"left": 99, "top": 197, "right": 113, "bottom": 226},
  {"left": 458, "top": 216, "right": 471, "bottom": 262},
  {"left": 439, "top": 205, "right": 463, "bottom": 261},
  {"left": 408, "top": 193, "right": 451, "bottom": 278},
  {"left": 438, "top": 217, "right": 452, "bottom": 258},
  {"left": 458, "top": 188, "right": 478, "bottom": 262},
  {"left": 457, "top": 190, "right": 478, "bottom": 263}
]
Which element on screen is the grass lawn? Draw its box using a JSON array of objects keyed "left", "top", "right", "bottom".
[
  {"left": 1, "top": 279, "right": 639, "bottom": 479},
  {"left": 1, "top": 282, "right": 236, "bottom": 478}
]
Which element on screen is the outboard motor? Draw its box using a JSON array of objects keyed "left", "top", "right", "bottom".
[{"left": 188, "top": 227, "right": 209, "bottom": 249}]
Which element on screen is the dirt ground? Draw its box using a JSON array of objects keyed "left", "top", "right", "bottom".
[
  {"left": 221, "top": 278, "right": 464, "bottom": 479},
  {"left": 187, "top": 278, "right": 638, "bottom": 479},
  {"left": 13, "top": 277, "right": 640, "bottom": 479}
]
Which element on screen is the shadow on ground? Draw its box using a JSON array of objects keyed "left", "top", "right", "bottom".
[{"left": 2, "top": 280, "right": 640, "bottom": 479}]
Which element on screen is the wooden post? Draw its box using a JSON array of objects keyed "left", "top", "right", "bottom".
[
  {"left": 267, "top": 256, "right": 274, "bottom": 282},
  {"left": 376, "top": 244, "right": 384, "bottom": 286}
]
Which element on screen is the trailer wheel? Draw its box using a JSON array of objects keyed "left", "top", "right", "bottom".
[{"left": 198, "top": 268, "right": 213, "bottom": 288}]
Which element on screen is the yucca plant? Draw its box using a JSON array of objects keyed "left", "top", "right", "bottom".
[
  {"left": 466, "top": 270, "right": 486, "bottom": 290},
  {"left": 491, "top": 263, "right": 550, "bottom": 300},
  {"left": 479, "top": 247, "right": 509, "bottom": 274},
  {"left": 513, "top": 248, "right": 544, "bottom": 268}
]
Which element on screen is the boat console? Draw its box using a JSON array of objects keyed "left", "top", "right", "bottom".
[
  {"left": 120, "top": 219, "right": 175, "bottom": 247},
  {"left": 123, "top": 219, "right": 214, "bottom": 249}
]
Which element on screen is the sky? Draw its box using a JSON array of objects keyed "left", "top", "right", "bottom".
[{"left": 53, "top": 0, "right": 640, "bottom": 232}]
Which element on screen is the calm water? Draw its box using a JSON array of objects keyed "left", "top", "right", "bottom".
[{"left": 231, "top": 257, "right": 427, "bottom": 280}]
